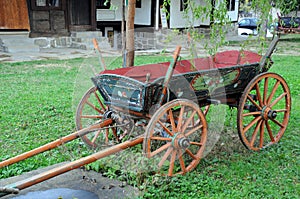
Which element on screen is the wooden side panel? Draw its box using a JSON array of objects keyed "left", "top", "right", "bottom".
[{"left": 0, "top": 0, "right": 30, "bottom": 30}]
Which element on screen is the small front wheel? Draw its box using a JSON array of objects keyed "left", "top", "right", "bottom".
[
  {"left": 76, "top": 86, "right": 120, "bottom": 149},
  {"left": 237, "top": 72, "right": 291, "bottom": 151},
  {"left": 143, "top": 99, "right": 207, "bottom": 176}
]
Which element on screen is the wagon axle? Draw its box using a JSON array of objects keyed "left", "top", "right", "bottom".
[
  {"left": 244, "top": 104, "right": 258, "bottom": 112},
  {"left": 262, "top": 106, "right": 277, "bottom": 120},
  {"left": 174, "top": 137, "right": 191, "bottom": 148},
  {"left": 171, "top": 133, "right": 191, "bottom": 149}
]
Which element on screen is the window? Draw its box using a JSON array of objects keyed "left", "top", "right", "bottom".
[
  {"left": 180, "top": 0, "right": 188, "bottom": 12},
  {"left": 32, "top": 0, "right": 62, "bottom": 10},
  {"left": 36, "top": 0, "right": 46, "bottom": 6},
  {"left": 239, "top": 19, "right": 250, "bottom": 26},
  {"left": 96, "top": 0, "right": 110, "bottom": 9},
  {"left": 136, "top": 0, "right": 142, "bottom": 8},
  {"left": 226, "top": 0, "right": 235, "bottom": 11}
]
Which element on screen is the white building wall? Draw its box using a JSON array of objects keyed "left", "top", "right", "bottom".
[
  {"left": 226, "top": 0, "right": 239, "bottom": 21},
  {"left": 96, "top": 0, "right": 122, "bottom": 21},
  {"left": 135, "top": 1, "right": 152, "bottom": 25},
  {"left": 96, "top": 0, "right": 152, "bottom": 25},
  {"left": 170, "top": 0, "right": 211, "bottom": 29},
  {"left": 96, "top": 0, "right": 239, "bottom": 28}
]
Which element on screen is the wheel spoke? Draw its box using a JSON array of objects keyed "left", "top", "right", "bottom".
[
  {"left": 259, "top": 122, "right": 265, "bottom": 148},
  {"left": 181, "top": 110, "right": 197, "bottom": 133},
  {"left": 185, "top": 125, "right": 203, "bottom": 137},
  {"left": 274, "top": 109, "right": 287, "bottom": 113},
  {"left": 269, "top": 93, "right": 287, "bottom": 108},
  {"left": 190, "top": 141, "right": 204, "bottom": 147},
  {"left": 81, "top": 115, "right": 102, "bottom": 119},
  {"left": 150, "top": 136, "right": 172, "bottom": 141},
  {"left": 243, "top": 116, "right": 262, "bottom": 133},
  {"left": 202, "top": 105, "right": 210, "bottom": 116},
  {"left": 178, "top": 153, "right": 187, "bottom": 174},
  {"left": 111, "top": 128, "right": 119, "bottom": 142},
  {"left": 250, "top": 120, "right": 262, "bottom": 147},
  {"left": 158, "top": 120, "right": 174, "bottom": 137},
  {"left": 270, "top": 118, "right": 285, "bottom": 128},
  {"left": 186, "top": 148, "right": 198, "bottom": 160},
  {"left": 86, "top": 100, "right": 103, "bottom": 113},
  {"left": 94, "top": 91, "right": 106, "bottom": 110},
  {"left": 265, "top": 121, "right": 275, "bottom": 142},
  {"left": 263, "top": 77, "right": 269, "bottom": 104},
  {"left": 158, "top": 147, "right": 173, "bottom": 168},
  {"left": 150, "top": 142, "right": 171, "bottom": 158},
  {"left": 177, "top": 106, "right": 185, "bottom": 131},
  {"left": 168, "top": 150, "right": 177, "bottom": 176},
  {"left": 247, "top": 94, "right": 261, "bottom": 110},
  {"left": 242, "top": 111, "right": 261, "bottom": 117},
  {"left": 267, "top": 80, "right": 280, "bottom": 105},
  {"left": 168, "top": 109, "right": 177, "bottom": 133},
  {"left": 255, "top": 83, "right": 263, "bottom": 107},
  {"left": 91, "top": 130, "right": 101, "bottom": 144},
  {"left": 105, "top": 129, "right": 109, "bottom": 143}
]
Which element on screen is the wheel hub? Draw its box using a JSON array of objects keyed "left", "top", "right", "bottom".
[
  {"left": 261, "top": 106, "right": 277, "bottom": 120},
  {"left": 172, "top": 133, "right": 190, "bottom": 149}
]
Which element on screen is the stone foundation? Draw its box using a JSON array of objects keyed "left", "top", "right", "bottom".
[{"left": 33, "top": 31, "right": 111, "bottom": 50}]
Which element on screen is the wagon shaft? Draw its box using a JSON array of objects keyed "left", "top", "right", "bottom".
[
  {"left": 0, "top": 136, "right": 143, "bottom": 198},
  {"left": 0, "top": 118, "right": 144, "bottom": 198},
  {"left": 0, "top": 119, "right": 113, "bottom": 169},
  {"left": 0, "top": 137, "right": 143, "bottom": 198}
]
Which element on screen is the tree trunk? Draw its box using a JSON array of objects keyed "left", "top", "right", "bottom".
[{"left": 126, "top": 0, "right": 136, "bottom": 67}]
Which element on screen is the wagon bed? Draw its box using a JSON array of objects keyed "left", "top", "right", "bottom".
[
  {"left": 99, "top": 50, "right": 261, "bottom": 82},
  {"left": 92, "top": 50, "right": 262, "bottom": 113}
]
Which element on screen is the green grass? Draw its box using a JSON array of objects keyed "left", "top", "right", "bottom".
[{"left": 0, "top": 54, "right": 299, "bottom": 198}]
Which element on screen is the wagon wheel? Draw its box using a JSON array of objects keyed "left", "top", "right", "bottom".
[
  {"left": 143, "top": 99, "right": 207, "bottom": 176},
  {"left": 76, "top": 86, "right": 120, "bottom": 149},
  {"left": 237, "top": 72, "right": 291, "bottom": 151}
]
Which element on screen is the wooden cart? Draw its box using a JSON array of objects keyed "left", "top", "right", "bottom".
[{"left": 0, "top": 36, "right": 291, "bottom": 197}]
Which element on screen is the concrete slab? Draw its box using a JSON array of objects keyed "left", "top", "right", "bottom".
[{"left": 0, "top": 163, "right": 139, "bottom": 199}]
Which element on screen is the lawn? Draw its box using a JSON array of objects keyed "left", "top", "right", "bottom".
[{"left": 0, "top": 51, "right": 299, "bottom": 198}]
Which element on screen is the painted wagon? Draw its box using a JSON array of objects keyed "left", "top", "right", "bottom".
[
  {"left": 0, "top": 36, "right": 291, "bottom": 197},
  {"left": 277, "top": 14, "right": 300, "bottom": 33}
]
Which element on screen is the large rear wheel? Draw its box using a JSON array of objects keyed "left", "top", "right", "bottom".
[{"left": 237, "top": 72, "right": 291, "bottom": 151}]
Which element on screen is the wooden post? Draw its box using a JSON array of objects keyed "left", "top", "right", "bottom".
[
  {"left": 122, "top": 0, "right": 126, "bottom": 67},
  {"left": 126, "top": 0, "right": 136, "bottom": 67}
]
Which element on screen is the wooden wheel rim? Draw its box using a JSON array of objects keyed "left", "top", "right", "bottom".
[
  {"left": 143, "top": 99, "right": 207, "bottom": 176},
  {"left": 76, "top": 86, "right": 119, "bottom": 148},
  {"left": 237, "top": 72, "right": 291, "bottom": 151}
]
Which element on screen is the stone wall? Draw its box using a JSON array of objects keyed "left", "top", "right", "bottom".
[
  {"left": 116, "top": 31, "right": 157, "bottom": 50},
  {"left": 30, "top": 10, "right": 69, "bottom": 37},
  {"left": 115, "top": 28, "right": 212, "bottom": 51},
  {"left": 33, "top": 31, "right": 111, "bottom": 50}
]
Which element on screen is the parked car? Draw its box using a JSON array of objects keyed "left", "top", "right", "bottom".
[{"left": 238, "top": 18, "right": 258, "bottom": 36}]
